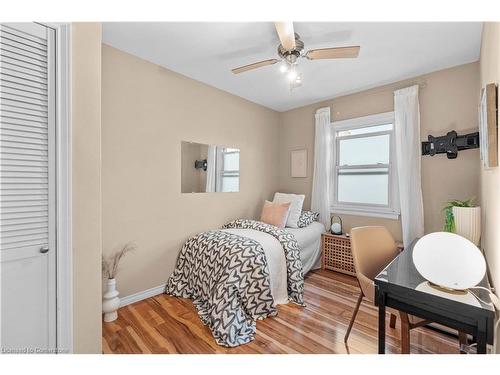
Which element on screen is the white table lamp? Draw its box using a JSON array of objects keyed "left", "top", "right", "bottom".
[{"left": 413, "top": 232, "right": 486, "bottom": 291}]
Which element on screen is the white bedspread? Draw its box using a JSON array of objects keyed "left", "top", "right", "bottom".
[{"left": 222, "top": 221, "right": 325, "bottom": 305}]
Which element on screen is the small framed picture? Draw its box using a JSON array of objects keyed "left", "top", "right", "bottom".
[
  {"left": 291, "top": 149, "right": 307, "bottom": 178},
  {"left": 479, "top": 83, "right": 498, "bottom": 168}
]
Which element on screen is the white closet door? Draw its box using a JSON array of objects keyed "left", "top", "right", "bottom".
[{"left": 0, "top": 22, "right": 56, "bottom": 353}]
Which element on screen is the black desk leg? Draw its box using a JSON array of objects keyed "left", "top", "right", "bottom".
[
  {"left": 378, "top": 291, "right": 386, "bottom": 354},
  {"left": 476, "top": 319, "right": 487, "bottom": 354}
]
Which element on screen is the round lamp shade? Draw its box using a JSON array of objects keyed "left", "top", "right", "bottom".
[
  {"left": 331, "top": 223, "right": 342, "bottom": 234},
  {"left": 413, "top": 232, "right": 486, "bottom": 290}
]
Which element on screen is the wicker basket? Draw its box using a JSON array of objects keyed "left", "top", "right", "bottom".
[{"left": 322, "top": 233, "right": 355, "bottom": 276}]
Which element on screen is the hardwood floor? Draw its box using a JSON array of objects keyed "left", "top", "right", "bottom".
[{"left": 102, "top": 270, "right": 460, "bottom": 354}]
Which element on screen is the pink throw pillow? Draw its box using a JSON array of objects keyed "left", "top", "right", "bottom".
[{"left": 260, "top": 200, "right": 291, "bottom": 228}]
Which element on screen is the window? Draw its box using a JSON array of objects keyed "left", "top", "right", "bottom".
[
  {"left": 218, "top": 148, "right": 240, "bottom": 192},
  {"left": 331, "top": 112, "right": 399, "bottom": 219}
]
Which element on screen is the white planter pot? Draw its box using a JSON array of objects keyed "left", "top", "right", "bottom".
[
  {"left": 102, "top": 278, "right": 120, "bottom": 322},
  {"left": 452, "top": 206, "right": 481, "bottom": 246}
]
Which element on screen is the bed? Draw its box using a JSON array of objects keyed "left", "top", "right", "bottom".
[
  {"left": 165, "top": 219, "right": 325, "bottom": 347},
  {"left": 286, "top": 221, "right": 325, "bottom": 274},
  {"left": 222, "top": 221, "right": 324, "bottom": 305}
]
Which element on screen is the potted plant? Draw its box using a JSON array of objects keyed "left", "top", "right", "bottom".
[
  {"left": 443, "top": 198, "right": 481, "bottom": 245},
  {"left": 102, "top": 242, "right": 136, "bottom": 322}
]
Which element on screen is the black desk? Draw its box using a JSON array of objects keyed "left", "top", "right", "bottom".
[{"left": 375, "top": 240, "right": 495, "bottom": 354}]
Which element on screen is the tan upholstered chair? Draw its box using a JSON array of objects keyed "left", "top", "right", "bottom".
[{"left": 344, "top": 226, "right": 430, "bottom": 353}]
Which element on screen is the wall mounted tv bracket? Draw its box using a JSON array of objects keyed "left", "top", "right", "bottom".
[
  {"left": 194, "top": 159, "right": 208, "bottom": 171},
  {"left": 421, "top": 130, "right": 479, "bottom": 159}
]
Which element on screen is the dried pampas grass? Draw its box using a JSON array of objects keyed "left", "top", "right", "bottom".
[{"left": 102, "top": 242, "right": 137, "bottom": 279}]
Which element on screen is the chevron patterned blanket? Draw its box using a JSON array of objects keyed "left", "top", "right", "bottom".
[{"left": 165, "top": 219, "right": 304, "bottom": 347}]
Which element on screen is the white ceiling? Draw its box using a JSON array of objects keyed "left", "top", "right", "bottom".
[{"left": 102, "top": 22, "right": 482, "bottom": 112}]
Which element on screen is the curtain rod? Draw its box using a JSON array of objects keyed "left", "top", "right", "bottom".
[
  {"left": 363, "top": 80, "right": 428, "bottom": 95},
  {"left": 329, "top": 80, "right": 428, "bottom": 104}
]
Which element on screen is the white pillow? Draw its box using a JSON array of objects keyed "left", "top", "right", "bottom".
[{"left": 273, "top": 192, "right": 305, "bottom": 228}]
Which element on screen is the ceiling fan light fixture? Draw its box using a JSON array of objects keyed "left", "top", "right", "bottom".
[
  {"left": 287, "top": 67, "right": 298, "bottom": 82},
  {"left": 230, "top": 21, "right": 360, "bottom": 90},
  {"left": 279, "top": 62, "right": 289, "bottom": 73},
  {"left": 290, "top": 74, "right": 303, "bottom": 90}
]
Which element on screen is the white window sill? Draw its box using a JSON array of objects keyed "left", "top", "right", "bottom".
[{"left": 330, "top": 207, "right": 400, "bottom": 220}]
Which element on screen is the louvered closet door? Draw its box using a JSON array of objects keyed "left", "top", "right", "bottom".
[{"left": 0, "top": 23, "right": 56, "bottom": 352}]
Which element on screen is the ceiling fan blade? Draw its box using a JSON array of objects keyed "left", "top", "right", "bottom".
[
  {"left": 274, "top": 22, "right": 296, "bottom": 51},
  {"left": 306, "top": 46, "right": 360, "bottom": 60},
  {"left": 231, "top": 59, "right": 279, "bottom": 74}
]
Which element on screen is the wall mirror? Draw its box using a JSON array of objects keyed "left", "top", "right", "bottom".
[{"left": 181, "top": 141, "right": 240, "bottom": 193}]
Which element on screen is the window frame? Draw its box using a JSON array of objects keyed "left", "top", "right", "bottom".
[
  {"left": 216, "top": 147, "right": 240, "bottom": 192},
  {"left": 330, "top": 112, "right": 400, "bottom": 220}
]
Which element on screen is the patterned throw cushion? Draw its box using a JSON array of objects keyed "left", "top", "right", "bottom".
[
  {"left": 297, "top": 210, "right": 320, "bottom": 228},
  {"left": 260, "top": 200, "right": 291, "bottom": 228}
]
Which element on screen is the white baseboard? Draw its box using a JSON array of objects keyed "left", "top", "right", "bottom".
[{"left": 119, "top": 283, "right": 166, "bottom": 308}]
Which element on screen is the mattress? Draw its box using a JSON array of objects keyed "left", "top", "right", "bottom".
[
  {"left": 285, "top": 221, "right": 325, "bottom": 274},
  {"left": 222, "top": 221, "right": 325, "bottom": 305}
]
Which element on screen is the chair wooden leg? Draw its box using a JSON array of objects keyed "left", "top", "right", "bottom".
[
  {"left": 399, "top": 311, "right": 410, "bottom": 354},
  {"left": 344, "top": 292, "right": 363, "bottom": 343},
  {"left": 458, "top": 331, "right": 468, "bottom": 354},
  {"left": 389, "top": 313, "right": 397, "bottom": 329}
]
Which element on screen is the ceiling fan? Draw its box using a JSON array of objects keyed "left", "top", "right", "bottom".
[{"left": 231, "top": 22, "right": 360, "bottom": 88}]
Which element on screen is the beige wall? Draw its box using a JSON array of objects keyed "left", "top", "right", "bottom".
[
  {"left": 279, "top": 63, "right": 480, "bottom": 242},
  {"left": 71, "top": 23, "right": 102, "bottom": 353},
  {"left": 101, "top": 45, "right": 281, "bottom": 298},
  {"left": 479, "top": 22, "right": 500, "bottom": 321}
]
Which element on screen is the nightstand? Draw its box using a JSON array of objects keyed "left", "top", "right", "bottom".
[
  {"left": 321, "top": 233, "right": 355, "bottom": 276},
  {"left": 321, "top": 232, "right": 404, "bottom": 276}
]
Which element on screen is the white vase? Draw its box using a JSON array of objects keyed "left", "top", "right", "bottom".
[
  {"left": 452, "top": 206, "right": 481, "bottom": 246},
  {"left": 102, "top": 278, "right": 120, "bottom": 322}
]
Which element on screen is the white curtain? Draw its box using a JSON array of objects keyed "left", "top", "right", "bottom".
[
  {"left": 311, "top": 107, "right": 332, "bottom": 229},
  {"left": 205, "top": 145, "right": 217, "bottom": 192},
  {"left": 394, "top": 85, "right": 425, "bottom": 248}
]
